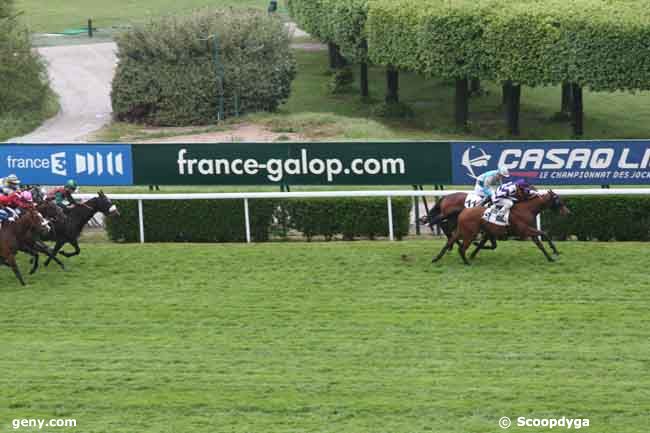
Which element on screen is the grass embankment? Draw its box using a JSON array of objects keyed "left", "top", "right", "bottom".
[{"left": 1, "top": 241, "right": 648, "bottom": 433}]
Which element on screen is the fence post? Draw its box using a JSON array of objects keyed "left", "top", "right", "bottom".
[
  {"left": 387, "top": 196, "right": 394, "bottom": 241},
  {"left": 244, "top": 198, "right": 251, "bottom": 243},
  {"left": 138, "top": 199, "right": 145, "bottom": 244},
  {"left": 536, "top": 213, "right": 542, "bottom": 231}
]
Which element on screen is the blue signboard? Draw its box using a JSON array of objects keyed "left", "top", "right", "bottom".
[
  {"left": 452, "top": 141, "right": 650, "bottom": 185},
  {"left": 0, "top": 144, "right": 133, "bottom": 185}
]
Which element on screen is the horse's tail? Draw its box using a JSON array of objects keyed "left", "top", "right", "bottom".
[{"left": 419, "top": 200, "right": 443, "bottom": 227}]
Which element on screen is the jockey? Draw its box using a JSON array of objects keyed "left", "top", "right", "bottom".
[
  {"left": 47, "top": 179, "right": 79, "bottom": 209},
  {"left": 0, "top": 174, "right": 21, "bottom": 195},
  {"left": 474, "top": 166, "right": 510, "bottom": 202},
  {"left": 0, "top": 190, "right": 34, "bottom": 225},
  {"left": 489, "top": 179, "right": 531, "bottom": 224}
]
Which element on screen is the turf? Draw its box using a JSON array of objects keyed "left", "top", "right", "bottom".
[
  {"left": 1, "top": 240, "right": 648, "bottom": 432},
  {"left": 15, "top": 0, "right": 270, "bottom": 33}
]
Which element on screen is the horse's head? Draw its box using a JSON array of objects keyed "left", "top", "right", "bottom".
[
  {"left": 95, "top": 191, "right": 120, "bottom": 217},
  {"left": 547, "top": 190, "right": 570, "bottom": 216},
  {"left": 37, "top": 200, "right": 65, "bottom": 223},
  {"left": 19, "top": 208, "right": 51, "bottom": 236}
]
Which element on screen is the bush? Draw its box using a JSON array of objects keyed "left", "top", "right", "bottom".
[
  {"left": 111, "top": 8, "right": 296, "bottom": 126},
  {"left": 0, "top": 0, "right": 50, "bottom": 115},
  {"left": 544, "top": 196, "right": 650, "bottom": 241},
  {"left": 371, "top": 101, "right": 414, "bottom": 119},
  {"left": 281, "top": 197, "right": 411, "bottom": 241},
  {"left": 106, "top": 198, "right": 412, "bottom": 243},
  {"left": 327, "top": 66, "right": 355, "bottom": 94},
  {"left": 105, "top": 199, "right": 278, "bottom": 242}
]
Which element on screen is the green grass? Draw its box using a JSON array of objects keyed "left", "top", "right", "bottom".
[
  {"left": 0, "top": 90, "right": 59, "bottom": 142},
  {"left": 15, "top": 0, "right": 271, "bottom": 33},
  {"left": 1, "top": 240, "right": 648, "bottom": 432}
]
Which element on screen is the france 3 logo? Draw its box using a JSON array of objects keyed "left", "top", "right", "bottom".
[{"left": 2, "top": 145, "right": 133, "bottom": 185}]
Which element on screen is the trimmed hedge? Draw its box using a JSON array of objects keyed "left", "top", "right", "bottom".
[
  {"left": 544, "top": 196, "right": 650, "bottom": 241},
  {"left": 281, "top": 197, "right": 411, "bottom": 240},
  {"left": 111, "top": 8, "right": 296, "bottom": 125},
  {"left": 105, "top": 199, "right": 278, "bottom": 242},
  {"left": 106, "top": 198, "right": 412, "bottom": 243}
]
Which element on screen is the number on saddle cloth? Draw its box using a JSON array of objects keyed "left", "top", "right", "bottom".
[{"left": 465, "top": 192, "right": 483, "bottom": 208}]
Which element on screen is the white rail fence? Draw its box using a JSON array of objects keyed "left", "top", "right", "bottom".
[{"left": 77, "top": 188, "right": 650, "bottom": 244}]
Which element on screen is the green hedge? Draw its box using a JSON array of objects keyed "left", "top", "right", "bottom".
[
  {"left": 544, "top": 196, "right": 650, "bottom": 241},
  {"left": 106, "top": 198, "right": 412, "bottom": 242},
  {"left": 105, "top": 199, "right": 278, "bottom": 242},
  {"left": 281, "top": 197, "right": 411, "bottom": 240},
  {"left": 111, "top": 8, "right": 296, "bottom": 125}
]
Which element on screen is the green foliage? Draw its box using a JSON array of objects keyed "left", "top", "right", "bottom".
[
  {"left": 371, "top": 101, "right": 414, "bottom": 119},
  {"left": 544, "top": 196, "right": 650, "bottom": 241},
  {"left": 111, "top": 8, "right": 296, "bottom": 126},
  {"left": 105, "top": 199, "right": 278, "bottom": 242},
  {"left": 281, "top": 197, "right": 411, "bottom": 240},
  {"left": 106, "top": 197, "right": 411, "bottom": 242},
  {"left": 326, "top": 66, "right": 355, "bottom": 94},
  {"left": 0, "top": 0, "right": 50, "bottom": 117}
]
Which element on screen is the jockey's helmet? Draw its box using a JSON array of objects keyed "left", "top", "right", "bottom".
[
  {"left": 5, "top": 174, "right": 20, "bottom": 187},
  {"left": 65, "top": 179, "right": 78, "bottom": 191},
  {"left": 497, "top": 166, "right": 510, "bottom": 177}
]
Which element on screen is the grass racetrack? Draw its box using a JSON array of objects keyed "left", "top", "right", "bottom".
[{"left": 1, "top": 240, "right": 649, "bottom": 432}]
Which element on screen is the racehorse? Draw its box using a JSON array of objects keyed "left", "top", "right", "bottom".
[
  {"left": 0, "top": 208, "right": 51, "bottom": 285},
  {"left": 43, "top": 191, "right": 119, "bottom": 266},
  {"left": 432, "top": 190, "right": 570, "bottom": 265}
]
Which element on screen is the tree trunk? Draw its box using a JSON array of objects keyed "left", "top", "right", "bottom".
[
  {"left": 561, "top": 82, "right": 572, "bottom": 114},
  {"left": 506, "top": 82, "right": 521, "bottom": 136},
  {"left": 360, "top": 62, "right": 369, "bottom": 98},
  {"left": 455, "top": 77, "right": 469, "bottom": 130},
  {"left": 469, "top": 78, "right": 481, "bottom": 96},
  {"left": 571, "top": 83, "right": 584, "bottom": 136},
  {"left": 502, "top": 82, "right": 510, "bottom": 107},
  {"left": 328, "top": 42, "right": 337, "bottom": 69},
  {"left": 385, "top": 67, "right": 399, "bottom": 104}
]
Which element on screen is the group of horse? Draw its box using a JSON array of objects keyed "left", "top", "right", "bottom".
[
  {"left": 0, "top": 189, "right": 119, "bottom": 285},
  {"left": 422, "top": 188, "right": 570, "bottom": 265}
]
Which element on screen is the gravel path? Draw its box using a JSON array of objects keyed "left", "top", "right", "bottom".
[{"left": 8, "top": 42, "right": 116, "bottom": 143}]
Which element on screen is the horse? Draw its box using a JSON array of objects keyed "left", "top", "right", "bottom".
[
  {"left": 432, "top": 190, "right": 570, "bottom": 265},
  {"left": 43, "top": 191, "right": 119, "bottom": 266},
  {"left": 0, "top": 208, "right": 51, "bottom": 285}
]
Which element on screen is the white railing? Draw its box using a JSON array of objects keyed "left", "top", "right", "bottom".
[{"left": 76, "top": 188, "right": 650, "bottom": 244}]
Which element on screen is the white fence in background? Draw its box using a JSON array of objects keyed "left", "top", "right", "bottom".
[{"left": 76, "top": 188, "right": 650, "bottom": 244}]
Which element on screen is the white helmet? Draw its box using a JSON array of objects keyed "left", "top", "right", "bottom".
[{"left": 498, "top": 166, "right": 510, "bottom": 177}]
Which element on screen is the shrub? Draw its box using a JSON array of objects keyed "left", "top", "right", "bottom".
[
  {"left": 327, "top": 66, "right": 355, "bottom": 94},
  {"left": 543, "top": 196, "right": 650, "bottom": 241},
  {"left": 371, "top": 101, "right": 414, "bottom": 119},
  {"left": 111, "top": 8, "right": 296, "bottom": 126},
  {"left": 105, "top": 199, "right": 278, "bottom": 242},
  {"left": 0, "top": 0, "right": 50, "bottom": 115},
  {"left": 105, "top": 197, "right": 412, "bottom": 243}
]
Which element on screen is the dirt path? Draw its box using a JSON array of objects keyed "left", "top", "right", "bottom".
[{"left": 8, "top": 42, "right": 116, "bottom": 143}]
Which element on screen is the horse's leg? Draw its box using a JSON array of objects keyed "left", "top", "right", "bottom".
[
  {"left": 60, "top": 240, "right": 80, "bottom": 258},
  {"left": 432, "top": 231, "right": 458, "bottom": 263},
  {"left": 532, "top": 236, "right": 554, "bottom": 262},
  {"left": 34, "top": 241, "right": 65, "bottom": 270},
  {"left": 458, "top": 236, "right": 472, "bottom": 265},
  {"left": 7, "top": 255, "right": 25, "bottom": 286},
  {"left": 470, "top": 236, "right": 489, "bottom": 260},
  {"left": 522, "top": 225, "right": 555, "bottom": 262},
  {"left": 29, "top": 251, "right": 39, "bottom": 275},
  {"left": 544, "top": 234, "right": 560, "bottom": 255},
  {"left": 44, "top": 240, "right": 65, "bottom": 266}
]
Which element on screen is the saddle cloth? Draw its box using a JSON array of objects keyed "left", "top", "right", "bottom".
[
  {"left": 464, "top": 192, "right": 483, "bottom": 208},
  {"left": 482, "top": 205, "right": 510, "bottom": 226}
]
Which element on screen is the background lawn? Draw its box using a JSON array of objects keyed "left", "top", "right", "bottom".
[
  {"left": 15, "top": 0, "right": 270, "bottom": 33},
  {"left": 1, "top": 240, "right": 648, "bottom": 433}
]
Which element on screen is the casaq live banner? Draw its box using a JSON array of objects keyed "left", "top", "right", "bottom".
[{"left": 452, "top": 141, "right": 650, "bottom": 185}]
